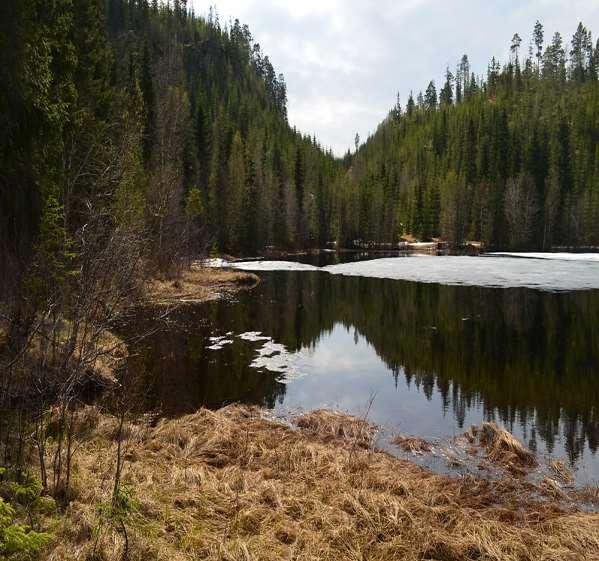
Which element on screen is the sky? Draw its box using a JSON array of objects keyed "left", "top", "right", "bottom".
[{"left": 190, "top": 0, "right": 599, "bottom": 156}]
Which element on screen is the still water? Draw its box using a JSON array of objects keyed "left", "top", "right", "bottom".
[{"left": 128, "top": 255, "right": 599, "bottom": 483}]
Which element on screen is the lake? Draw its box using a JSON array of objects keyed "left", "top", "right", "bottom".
[{"left": 127, "top": 254, "right": 599, "bottom": 484}]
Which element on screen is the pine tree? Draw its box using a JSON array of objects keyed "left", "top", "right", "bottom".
[
  {"left": 511, "top": 33, "right": 522, "bottom": 61},
  {"left": 440, "top": 69, "right": 454, "bottom": 106},
  {"left": 570, "top": 23, "right": 589, "bottom": 82},
  {"left": 406, "top": 92, "right": 416, "bottom": 116},
  {"left": 424, "top": 81, "right": 438, "bottom": 110},
  {"left": 533, "top": 21, "right": 544, "bottom": 71}
]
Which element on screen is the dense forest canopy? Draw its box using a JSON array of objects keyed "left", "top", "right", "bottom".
[{"left": 346, "top": 21, "right": 599, "bottom": 250}]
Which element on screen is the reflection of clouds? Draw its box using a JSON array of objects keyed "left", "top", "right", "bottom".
[
  {"left": 272, "top": 325, "right": 465, "bottom": 437},
  {"left": 248, "top": 325, "right": 382, "bottom": 378}
]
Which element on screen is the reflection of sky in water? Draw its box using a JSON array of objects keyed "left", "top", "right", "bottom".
[
  {"left": 243, "top": 324, "right": 598, "bottom": 485},
  {"left": 268, "top": 324, "right": 484, "bottom": 435}
]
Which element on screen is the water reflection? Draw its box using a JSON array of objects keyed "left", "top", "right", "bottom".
[{"left": 127, "top": 271, "right": 599, "bottom": 478}]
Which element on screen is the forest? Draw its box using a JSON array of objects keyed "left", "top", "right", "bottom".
[
  {"left": 2, "top": 2, "right": 599, "bottom": 295},
  {"left": 346, "top": 22, "right": 599, "bottom": 249}
]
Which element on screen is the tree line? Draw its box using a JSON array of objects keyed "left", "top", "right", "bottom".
[{"left": 344, "top": 22, "right": 599, "bottom": 249}]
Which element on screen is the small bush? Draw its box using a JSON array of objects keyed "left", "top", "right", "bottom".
[{"left": 0, "top": 497, "right": 52, "bottom": 559}]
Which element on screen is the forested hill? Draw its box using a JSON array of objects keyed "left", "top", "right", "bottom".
[
  {"left": 345, "top": 22, "right": 599, "bottom": 250},
  {"left": 1, "top": 0, "right": 342, "bottom": 277},
  {"left": 2, "top": 5, "right": 599, "bottom": 268}
]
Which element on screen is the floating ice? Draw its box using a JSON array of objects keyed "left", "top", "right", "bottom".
[
  {"left": 206, "top": 336, "right": 234, "bottom": 350},
  {"left": 250, "top": 341, "right": 309, "bottom": 380},
  {"left": 238, "top": 331, "right": 272, "bottom": 342},
  {"left": 210, "top": 255, "right": 599, "bottom": 292}
]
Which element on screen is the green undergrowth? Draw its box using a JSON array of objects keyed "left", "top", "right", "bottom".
[{"left": 0, "top": 469, "right": 53, "bottom": 560}]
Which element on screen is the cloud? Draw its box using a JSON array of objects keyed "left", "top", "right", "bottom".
[{"left": 192, "top": 0, "right": 599, "bottom": 155}]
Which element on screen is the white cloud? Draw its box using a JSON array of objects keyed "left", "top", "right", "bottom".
[{"left": 192, "top": 0, "right": 599, "bottom": 155}]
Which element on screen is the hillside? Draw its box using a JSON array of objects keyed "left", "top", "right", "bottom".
[
  {"left": 341, "top": 22, "right": 599, "bottom": 250},
  {"left": 0, "top": 0, "right": 343, "bottom": 289}
]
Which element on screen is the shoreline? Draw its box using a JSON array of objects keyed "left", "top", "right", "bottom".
[
  {"left": 228, "top": 245, "right": 599, "bottom": 261},
  {"left": 143, "top": 265, "right": 260, "bottom": 306},
  {"left": 39, "top": 406, "right": 598, "bottom": 560}
]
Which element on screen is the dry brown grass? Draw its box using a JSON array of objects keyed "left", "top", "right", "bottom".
[
  {"left": 4, "top": 318, "right": 126, "bottom": 386},
  {"left": 465, "top": 422, "right": 537, "bottom": 475},
  {"left": 391, "top": 435, "right": 433, "bottom": 454},
  {"left": 35, "top": 406, "right": 599, "bottom": 561},
  {"left": 574, "top": 485, "right": 599, "bottom": 506},
  {"left": 295, "top": 409, "right": 376, "bottom": 448},
  {"left": 144, "top": 266, "right": 259, "bottom": 305},
  {"left": 550, "top": 460, "right": 574, "bottom": 485}
]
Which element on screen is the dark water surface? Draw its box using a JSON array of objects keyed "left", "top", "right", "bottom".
[{"left": 127, "top": 257, "right": 599, "bottom": 484}]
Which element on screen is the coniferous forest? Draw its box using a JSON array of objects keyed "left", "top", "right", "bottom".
[
  {"left": 347, "top": 23, "right": 599, "bottom": 250},
  {"left": 2, "top": 0, "right": 599, "bottom": 283}
]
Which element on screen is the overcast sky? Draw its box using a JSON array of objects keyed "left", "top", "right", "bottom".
[{"left": 190, "top": 0, "right": 599, "bottom": 155}]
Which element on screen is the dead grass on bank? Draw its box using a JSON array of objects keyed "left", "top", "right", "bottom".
[
  {"left": 295, "top": 409, "right": 376, "bottom": 449},
  {"left": 465, "top": 422, "right": 537, "bottom": 475},
  {"left": 1, "top": 317, "right": 127, "bottom": 387},
  {"left": 37, "top": 406, "right": 599, "bottom": 561},
  {"left": 550, "top": 460, "right": 575, "bottom": 485},
  {"left": 392, "top": 435, "right": 433, "bottom": 454},
  {"left": 144, "top": 266, "right": 259, "bottom": 306}
]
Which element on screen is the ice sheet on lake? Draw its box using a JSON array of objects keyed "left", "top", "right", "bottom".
[
  {"left": 212, "top": 255, "right": 599, "bottom": 291},
  {"left": 488, "top": 252, "right": 599, "bottom": 262},
  {"left": 323, "top": 256, "right": 599, "bottom": 291}
]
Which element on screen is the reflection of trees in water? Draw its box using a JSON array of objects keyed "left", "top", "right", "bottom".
[
  {"left": 126, "top": 271, "right": 599, "bottom": 462},
  {"left": 124, "top": 307, "right": 286, "bottom": 415},
  {"left": 237, "top": 272, "right": 599, "bottom": 463}
]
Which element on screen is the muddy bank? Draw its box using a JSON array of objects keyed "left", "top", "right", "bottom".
[{"left": 36, "top": 406, "right": 599, "bottom": 561}]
